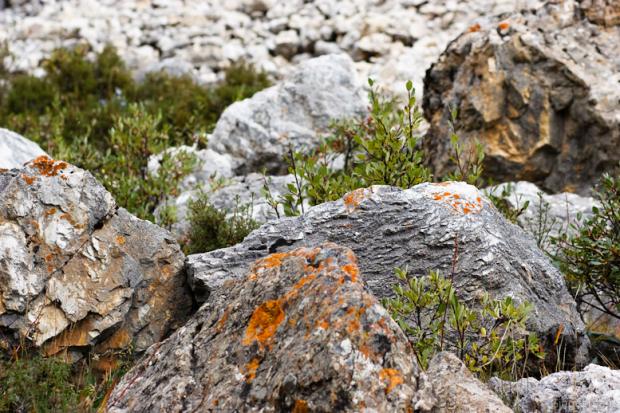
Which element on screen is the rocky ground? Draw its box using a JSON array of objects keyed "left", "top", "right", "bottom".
[{"left": 1, "top": 0, "right": 620, "bottom": 412}]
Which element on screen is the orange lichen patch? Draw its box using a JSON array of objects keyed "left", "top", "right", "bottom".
[
  {"left": 59, "top": 213, "right": 77, "bottom": 227},
  {"left": 28, "top": 156, "right": 69, "bottom": 177},
  {"left": 498, "top": 21, "right": 510, "bottom": 31},
  {"left": 341, "top": 263, "right": 359, "bottom": 283},
  {"left": 427, "top": 183, "right": 484, "bottom": 215},
  {"left": 216, "top": 308, "right": 230, "bottom": 333},
  {"left": 343, "top": 188, "right": 369, "bottom": 211},
  {"left": 468, "top": 23, "right": 481, "bottom": 32},
  {"left": 244, "top": 357, "right": 261, "bottom": 382},
  {"left": 115, "top": 235, "right": 126, "bottom": 246},
  {"left": 242, "top": 300, "right": 285, "bottom": 347},
  {"left": 21, "top": 174, "right": 36, "bottom": 185},
  {"left": 379, "top": 368, "right": 404, "bottom": 394},
  {"left": 254, "top": 252, "right": 289, "bottom": 271},
  {"left": 316, "top": 318, "right": 330, "bottom": 330},
  {"left": 44, "top": 208, "right": 57, "bottom": 217},
  {"left": 292, "top": 400, "right": 309, "bottom": 413}
]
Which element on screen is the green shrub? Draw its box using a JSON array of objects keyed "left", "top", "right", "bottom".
[
  {"left": 184, "top": 191, "right": 259, "bottom": 254},
  {"left": 382, "top": 269, "right": 544, "bottom": 381},
  {"left": 553, "top": 169, "right": 620, "bottom": 320}
]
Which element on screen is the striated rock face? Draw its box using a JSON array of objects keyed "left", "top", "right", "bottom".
[
  {"left": 0, "top": 157, "right": 192, "bottom": 357},
  {"left": 0, "top": 128, "right": 47, "bottom": 170},
  {"left": 208, "top": 54, "right": 366, "bottom": 174},
  {"left": 187, "top": 182, "right": 588, "bottom": 366},
  {"left": 423, "top": 0, "right": 620, "bottom": 194},
  {"left": 490, "top": 363, "right": 620, "bottom": 413},
  {"left": 107, "top": 243, "right": 421, "bottom": 412},
  {"left": 416, "top": 352, "right": 511, "bottom": 413}
]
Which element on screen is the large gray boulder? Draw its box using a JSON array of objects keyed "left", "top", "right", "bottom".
[
  {"left": 0, "top": 128, "right": 47, "bottom": 170},
  {"left": 208, "top": 54, "right": 367, "bottom": 174},
  {"left": 107, "top": 243, "right": 421, "bottom": 412},
  {"left": 423, "top": 0, "right": 620, "bottom": 194},
  {"left": 0, "top": 156, "right": 192, "bottom": 358},
  {"left": 187, "top": 182, "right": 588, "bottom": 366},
  {"left": 490, "top": 363, "right": 620, "bottom": 413}
]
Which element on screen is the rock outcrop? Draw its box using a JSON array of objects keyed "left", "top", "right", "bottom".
[
  {"left": 0, "top": 156, "right": 192, "bottom": 358},
  {"left": 490, "top": 363, "right": 620, "bottom": 413},
  {"left": 107, "top": 243, "right": 421, "bottom": 412},
  {"left": 0, "top": 128, "right": 47, "bottom": 170},
  {"left": 187, "top": 182, "right": 588, "bottom": 366},
  {"left": 423, "top": 0, "right": 620, "bottom": 194},
  {"left": 208, "top": 54, "right": 366, "bottom": 174}
]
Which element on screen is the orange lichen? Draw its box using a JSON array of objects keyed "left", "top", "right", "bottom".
[
  {"left": 28, "top": 156, "right": 68, "bottom": 177},
  {"left": 242, "top": 300, "right": 285, "bottom": 347},
  {"left": 254, "top": 252, "right": 288, "bottom": 270},
  {"left": 59, "top": 213, "right": 77, "bottom": 226},
  {"left": 316, "top": 319, "right": 329, "bottom": 330},
  {"left": 428, "top": 185, "right": 483, "bottom": 215},
  {"left": 468, "top": 23, "right": 481, "bottom": 32},
  {"left": 343, "top": 188, "right": 368, "bottom": 211},
  {"left": 244, "top": 357, "right": 261, "bottom": 382},
  {"left": 115, "top": 235, "right": 126, "bottom": 246},
  {"left": 44, "top": 208, "right": 57, "bottom": 217},
  {"left": 498, "top": 21, "right": 510, "bottom": 31},
  {"left": 379, "top": 368, "right": 403, "bottom": 394},
  {"left": 216, "top": 309, "right": 230, "bottom": 332},
  {"left": 292, "top": 400, "right": 309, "bottom": 413},
  {"left": 341, "top": 263, "right": 359, "bottom": 282},
  {"left": 21, "top": 174, "right": 36, "bottom": 185}
]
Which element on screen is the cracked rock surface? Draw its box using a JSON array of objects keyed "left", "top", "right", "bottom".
[
  {"left": 0, "top": 156, "right": 192, "bottom": 357},
  {"left": 423, "top": 0, "right": 620, "bottom": 194},
  {"left": 188, "top": 182, "right": 588, "bottom": 366},
  {"left": 107, "top": 243, "right": 422, "bottom": 412}
]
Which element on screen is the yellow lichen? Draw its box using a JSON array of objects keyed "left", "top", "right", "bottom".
[{"left": 379, "top": 368, "right": 403, "bottom": 394}]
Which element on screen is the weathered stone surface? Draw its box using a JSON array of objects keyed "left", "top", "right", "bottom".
[
  {"left": 0, "top": 128, "right": 47, "bottom": 170},
  {"left": 187, "top": 182, "right": 588, "bottom": 366},
  {"left": 208, "top": 54, "right": 366, "bottom": 174},
  {"left": 490, "top": 363, "right": 620, "bottom": 413},
  {"left": 107, "top": 243, "right": 420, "bottom": 412},
  {"left": 423, "top": 0, "right": 620, "bottom": 194},
  {"left": 415, "top": 352, "right": 511, "bottom": 413},
  {"left": 0, "top": 156, "right": 192, "bottom": 356}
]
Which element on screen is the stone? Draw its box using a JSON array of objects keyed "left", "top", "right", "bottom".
[
  {"left": 416, "top": 352, "right": 512, "bottom": 412},
  {"left": 187, "top": 182, "right": 588, "bottom": 367},
  {"left": 107, "top": 243, "right": 421, "bottom": 412},
  {"left": 0, "top": 156, "right": 192, "bottom": 357},
  {"left": 0, "top": 128, "right": 48, "bottom": 170},
  {"left": 423, "top": 0, "right": 620, "bottom": 195},
  {"left": 208, "top": 54, "right": 366, "bottom": 174},
  {"left": 489, "top": 364, "right": 620, "bottom": 413}
]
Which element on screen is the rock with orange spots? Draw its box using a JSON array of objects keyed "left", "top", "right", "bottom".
[
  {"left": 0, "top": 128, "right": 47, "bottom": 170},
  {"left": 107, "top": 243, "right": 422, "bottom": 412},
  {"left": 0, "top": 159, "right": 192, "bottom": 358},
  {"left": 188, "top": 182, "right": 588, "bottom": 367},
  {"left": 423, "top": 0, "right": 620, "bottom": 195}
]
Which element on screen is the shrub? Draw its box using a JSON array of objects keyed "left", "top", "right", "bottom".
[
  {"left": 382, "top": 269, "right": 544, "bottom": 381},
  {"left": 184, "top": 191, "right": 259, "bottom": 254},
  {"left": 553, "top": 169, "right": 620, "bottom": 320}
]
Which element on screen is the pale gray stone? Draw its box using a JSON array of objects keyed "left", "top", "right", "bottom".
[{"left": 0, "top": 128, "right": 47, "bottom": 170}]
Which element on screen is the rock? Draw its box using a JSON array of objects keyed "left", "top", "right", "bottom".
[
  {"left": 423, "top": 0, "right": 620, "bottom": 194},
  {"left": 489, "top": 364, "right": 620, "bottom": 413},
  {"left": 0, "top": 128, "right": 48, "bottom": 170},
  {"left": 157, "top": 173, "right": 295, "bottom": 242},
  {"left": 107, "top": 243, "right": 421, "bottom": 412},
  {"left": 208, "top": 54, "right": 366, "bottom": 174},
  {"left": 485, "top": 181, "right": 597, "bottom": 251},
  {"left": 416, "top": 352, "right": 512, "bottom": 413},
  {"left": 0, "top": 156, "right": 192, "bottom": 357},
  {"left": 187, "top": 182, "right": 588, "bottom": 367}
]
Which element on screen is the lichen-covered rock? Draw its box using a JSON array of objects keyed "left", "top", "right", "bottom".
[
  {"left": 0, "top": 128, "right": 47, "bottom": 170},
  {"left": 0, "top": 156, "right": 192, "bottom": 357},
  {"left": 489, "top": 363, "right": 620, "bottom": 413},
  {"left": 107, "top": 243, "right": 420, "bottom": 412},
  {"left": 209, "top": 54, "right": 366, "bottom": 174},
  {"left": 188, "top": 182, "right": 588, "bottom": 366},
  {"left": 423, "top": 0, "right": 620, "bottom": 194},
  {"left": 415, "top": 352, "right": 511, "bottom": 413}
]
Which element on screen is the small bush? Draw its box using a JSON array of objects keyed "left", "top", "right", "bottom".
[
  {"left": 553, "top": 169, "right": 620, "bottom": 320},
  {"left": 382, "top": 269, "right": 544, "bottom": 381},
  {"left": 184, "top": 191, "right": 259, "bottom": 254}
]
